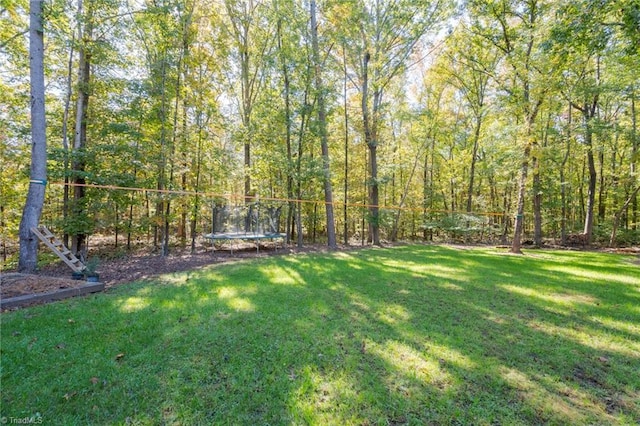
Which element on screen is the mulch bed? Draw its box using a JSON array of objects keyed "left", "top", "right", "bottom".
[{"left": 1, "top": 273, "right": 85, "bottom": 299}]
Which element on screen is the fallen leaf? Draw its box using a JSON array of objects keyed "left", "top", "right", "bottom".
[
  {"left": 288, "top": 369, "right": 297, "bottom": 380},
  {"left": 55, "top": 343, "right": 66, "bottom": 350},
  {"left": 68, "top": 319, "right": 75, "bottom": 324},
  {"left": 90, "top": 377, "right": 99, "bottom": 385},
  {"left": 115, "top": 353, "right": 125, "bottom": 361},
  {"left": 63, "top": 391, "right": 77, "bottom": 401},
  {"left": 598, "top": 356, "right": 609, "bottom": 363}
]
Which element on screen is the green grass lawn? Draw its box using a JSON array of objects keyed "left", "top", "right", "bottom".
[{"left": 2, "top": 245, "right": 639, "bottom": 425}]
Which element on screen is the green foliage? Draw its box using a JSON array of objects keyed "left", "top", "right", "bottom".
[
  {"left": 2, "top": 246, "right": 639, "bottom": 423},
  {"left": 1, "top": 0, "right": 638, "bottom": 250}
]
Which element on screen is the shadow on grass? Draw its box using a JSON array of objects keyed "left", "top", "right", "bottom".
[{"left": 1, "top": 245, "right": 639, "bottom": 424}]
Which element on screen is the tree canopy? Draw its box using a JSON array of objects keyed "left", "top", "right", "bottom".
[{"left": 2, "top": 0, "right": 638, "bottom": 265}]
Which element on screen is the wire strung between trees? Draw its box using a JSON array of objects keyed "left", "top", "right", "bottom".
[{"left": 50, "top": 181, "right": 507, "bottom": 218}]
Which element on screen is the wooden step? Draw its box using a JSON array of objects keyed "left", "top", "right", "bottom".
[{"left": 31, "top": 226, "right": 85, "bottom": 273}]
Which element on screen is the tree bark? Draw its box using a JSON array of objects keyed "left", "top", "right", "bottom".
[
  {"left": 61, "top": 32, "right": 75, "bottom": 248},
  {"left": 582, "top": 107, "right": 598, "bottom": 244},
  {"left": 343, "top": 44, "right": 349, "bottom": 245},
  {"left": 71, "top": 0, "right": 93, "bottom": 257},
  {"left": 361, "top": 51, "right": 381, "bottom": 245},
  {"left": 276, "top": 16, "right": 294, "bottom": 245},
  {"left": 511, "top": 141, "right": 531, "bottom": 254},
  {"left": 560, "top": 103, "right": 572, "bottom": 245},
  {"left": 466, "top": 118, "right": 482, "bottom": 213},
  {"left": 310, "top": 0, "right": 337, "bottom": 248},
  {"left": 532, "top": 156, "right": 542, "bottom": 247},
  {"left": 631, "top": 91, "right": 637, "bottom": 229},
  {"left": 18, "top": 0, "right": 47, "bottom": 273}
]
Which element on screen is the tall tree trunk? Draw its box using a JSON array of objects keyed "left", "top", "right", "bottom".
[
  {"left": 501, "top": 175, "right": 513, "bottom": 245},
  {"left": 361, "top": 51, "right": 381, "bottom": 245},
  {"left": 71, "top": 0, "right": 93, "bottom": 257},
  {"left": 190, "top": 99, "right": 205, "bottom": 254},
  {"left": 466, "top": 118, "right": 482, "bottom": 213},
  {"left": 582, "top": 110, "right": 597, "bottom": 243},
  {"left": 532, "top": 155, "right": 542, "bottom": 247},
  {"left": 423, "top": 151, "right": 429, "bottom": 240},
  {"left": 18, "top": 0, "right": 47, "bottom": 273},
  {"left": 155, "top": 55, "right": 169, "bottom": 251},
  {"left": 276, "top": 17, "right": 294, "bottom": 245},
  {"left": 574, "top": 56, "right": 601, "bottom": 244},
  {"left": 631, "top": 93, "right": 638, "bottom": 229},
  {"left": 180, "top": 98, "right": 188, "bottom": 248},
  {"left": 631, "top": 91, "right": 637, "bottom": 230},
  {"left": 163, "top": 37, "right": 187, "bottom": 256},
  {"left": 343, "top": 44, "right": 349, "bottom": 245},
  {"left": 310, "top": 0, "right": 336, "bottom": 248},
  {"left": 560, "top": 103, "right": 572, "bottom": 245},
  {"left": 295, "top": 92, "right": 309, "bottom": 248},
  {"left": 362, "top": 147, "right": 367, "bottom": 245},
  {"left": 511, "top": 132, "right": 532, "bottom": 254},
  {"left": 598, "top": 148, "right": 606, "bottom": 222},
  {"left": 61, "top": 32, "right": 75, "bottom": 248}
]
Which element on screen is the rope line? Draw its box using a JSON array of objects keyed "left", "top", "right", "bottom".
[{"left": 49, "top": 181, "right": 508, "bottom": 218}]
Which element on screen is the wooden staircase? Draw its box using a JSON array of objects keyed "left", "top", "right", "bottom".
[{"left": 31, "top": 225, "right": 85, "bottom": 273}]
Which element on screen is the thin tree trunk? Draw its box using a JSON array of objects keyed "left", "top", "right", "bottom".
[
  {"left": 190, "top": 116, "right": 204, "bottom": 254},
  {"left": 532, "top": 155, "right": 542, "bottom": 247},
  {"left": 61, "top": 32, "right": 75, "bottom": 248},
  {"left": 560, "top": 104, "right": 572, "bottom": 244},
  {"left": 511, "top": 136, "right": 531, "bottom": 254},
  {"left": 598, "top": 148, "right": 606, "bottom": 222},
  {"left": 502, "top": 174, "right": 514, "bottom": 245},
  {"left": 1, "top": 205, "right": 6, "bottom": 263},
  {"left": 310, "top": 0, "right": 336, "bottom": 248},
  {"left": 631, "top": 91, "right": 637, "bottom": 229},
  {"left": 362, "top": 147, "right": 367, "bottom": 245},
  {"left": 114, "top": 204, "right": 119, "bottom": 248},
  {"left": 276, "top": 17, "right": 294, "bottom": 245},
  {"left": 583, "top": 113, "right": 597, "bottom": 243},
  {"left": 343, "top": 44, "right": 349, "bottom": 245},
  {"left": 574, "top": 57, "right": 601, "bottom": 244},
  {"left": 180, "top": 98, "right": 188, "bottom": 248},
  {"left": 295, "top": 93, "right": 309, "bottom": 248},
  {"left": 190, "top": 67, "right": 207, "bottom": 253},
  {"left": 71, "top": 0, "right": 93, "bottom": 257},
  {"left": 361, "top": 51, "right": 380, "bottom": 245},
  {"left": 466, "top": 118, "right": 482, "bottom": 213},
  {"left": 422, "top": 150, "right": 429, "bottom": 240}
]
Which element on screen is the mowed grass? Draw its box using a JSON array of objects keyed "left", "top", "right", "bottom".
[{"left": 1, "top": 245, "right": 639, "bottom": 425}]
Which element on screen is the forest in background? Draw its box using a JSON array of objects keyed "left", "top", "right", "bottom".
[{"left": 1, "top": 0, "right": 639, "bottom": 264}]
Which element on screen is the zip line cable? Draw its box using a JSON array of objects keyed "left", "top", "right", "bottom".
[{"left": 48, "top": 181, "right": 507, "bottom": 218}]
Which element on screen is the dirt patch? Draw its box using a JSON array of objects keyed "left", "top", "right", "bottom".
[{"left": 1, "top": 273, "right": 85, "bottom": 299}]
